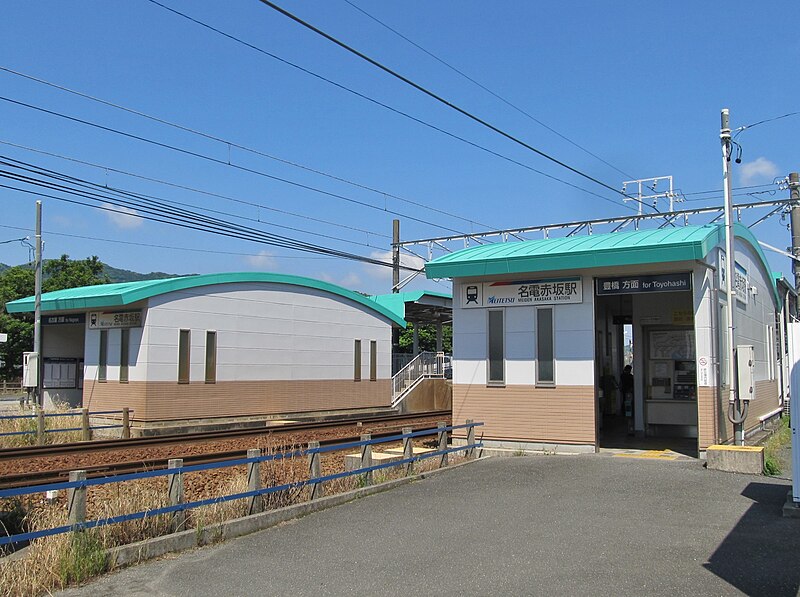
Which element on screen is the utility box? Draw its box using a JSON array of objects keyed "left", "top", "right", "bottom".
[
  {"left": 736, "top": 345, "right": 755, "bottom": 401},
  {"left": 22, "top": 351, "right": 39, "bottom": 388}
]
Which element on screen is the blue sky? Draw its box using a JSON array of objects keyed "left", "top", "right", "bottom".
[{"left": 0, "top": 1, "right": 797, "bottom": 295}]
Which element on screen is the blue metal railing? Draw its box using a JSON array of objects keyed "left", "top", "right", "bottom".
[{"left": 0, "top": 422, "right": 483, "bottom": 546}]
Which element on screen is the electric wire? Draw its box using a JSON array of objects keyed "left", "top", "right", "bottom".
[
  {"left": 0, "top": 224, "right": 334, "bottom": 260},
  {"left": 341, "top": 0, "right": 637, "bottom": 181},
  {"left": 255, "top": 0, "right": 646, "bottom": 207},
  {"left": 0, "top": 153, "right": 385, "bottom": 251},
  {"left": 145, "top": 0, "right": 646, "bottom": 214},
  {"left": 0, "top": 139, "right": 389, "bottom": 240},
  {"left": 0, "top": 162, "right": 424, "bottom": 271},
  {"left": 0, "top": 95, "right": 470, "bottom": 235},
  {"left": 733, "top": 111, "right": 800, "bottom": 139},
  {"left": 2, "top": 179, "right": 422, "bottom": 271},
  {"left": 0, "top": 224, "right": 448, "bottom": 290},
  {"left": 0, "top": 65, "right": 497, "bottom": 231}
]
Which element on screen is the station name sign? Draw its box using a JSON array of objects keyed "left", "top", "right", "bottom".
[
  {"left": 595, "top": 273, "right": 692, "bottom": 296},
  {"left": 462, "top": 277, "right": 583, "bottom": 308},
  {"left": 88, "top": 310, "right": 142, "bottom": 329}
]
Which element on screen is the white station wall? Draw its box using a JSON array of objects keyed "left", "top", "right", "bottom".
[
  {"left": 85, "top": 282, "right": 393, "bottom": 384},
  {"left": 452, "top": 275, "right": 595, "bottom": 386},
  {"left": 727, "top": 239, "right": 779, "bottom": 383}
]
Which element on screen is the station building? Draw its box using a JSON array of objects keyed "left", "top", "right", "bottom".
[
  {"left": 6, "top": 273, "right": 414, "bottom": 422},
  {"left": 426, "top": 223, "right": 785, "bottom": 456}
]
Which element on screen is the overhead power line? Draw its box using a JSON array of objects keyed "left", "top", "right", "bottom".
[
  {"left": 145, "top": 0, "right": 644, "bottom": 214},
  {"left": 255, "top": 0, "right": 642, "bottom": 205},
  {"left": 0, "top": 139, "right": 389, "bottom": 241},
  {"left": 0, "top": 65, "right": 496, "bottom": 232},
  {"left": 0, "top": 157, "right": 424, "bottom": 272},
  {"left": 0, "top": 95, "right": 471, "bottom": 235},
  {"left": 733, "top": 111, "right": 800, "bottom": 138},
  {"left": 0, "top": 223, "right": 335, "bottom": 260},
  {"left": 341, "top": 0, "right": 636, "bottom": 180}
]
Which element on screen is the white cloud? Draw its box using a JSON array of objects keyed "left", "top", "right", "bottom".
[
  {"left": 102, "top": 203, "right": 143, "bottom": 229},
  {"left": 739, "top": 157, "right": 779, "bottom": 185},
  {"left": 244, "top": 250, "right": 277, "bottom": 270},
  {"left": 315, "top": 270, "right": 362, "bottom": 289},
  {"left": 365, "top": 250, "right": 426, "bottom": 283}
]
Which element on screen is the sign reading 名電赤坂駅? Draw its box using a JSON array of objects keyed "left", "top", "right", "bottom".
[
  {"left": 461, "top": 278, "right": 582, "bottom": 308},
  {"left": 595, "top": 273, "right": 692, "bottom": 296},
  {"left": 43, "top": 314, "right": 86, "bottom": 326},
  {"left": 87, "top": 311, "right": 142, "bottom": 329}
]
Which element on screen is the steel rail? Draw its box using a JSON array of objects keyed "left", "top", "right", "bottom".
[
  {"left": 0, "top": 422, "right": 448, "bottom": 490},
  {"left": 0, "top": 410, "right": 450, "bottom": 460}
]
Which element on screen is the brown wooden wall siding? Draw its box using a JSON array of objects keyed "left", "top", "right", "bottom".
[
  {"left": 697, "top": 386, "right": 718, "bottom": 451},
  {"left": 452, "top": 384, "right": 595, "bottom": 445},
  {"left": 83, "top": 379, "right": 390, "bottom": 422}
]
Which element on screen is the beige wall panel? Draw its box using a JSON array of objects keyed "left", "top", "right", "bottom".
[
  {"left": 83, "top": 381, "right": 149, "bottom": 420},
  {"left": 83, "top": 379, "right": 390, "bottom": 421},
  {"left": 452, "top": 384, "right": 595, "bottom": 444}
]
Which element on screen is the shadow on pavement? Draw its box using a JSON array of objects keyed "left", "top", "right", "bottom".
[{"left": 704, "top": 482, "right": 799, "bottom": 596}]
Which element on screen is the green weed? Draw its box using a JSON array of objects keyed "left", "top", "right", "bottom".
[{"left": 57, "top": 532, "right": 108, "bottom": 585}]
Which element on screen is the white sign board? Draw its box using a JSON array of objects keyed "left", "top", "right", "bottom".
[
  {"left": 0, "top": 333, "right": 7, "bottom": 343},
  {"left": 718, "top": 249, "right": 749, "bottom": 305},
  {"left": 88, "top": 311, "right": 142, "bottom": 329},
  {"left": 461, "top": 278, "right": 582, "bottom": 308}
]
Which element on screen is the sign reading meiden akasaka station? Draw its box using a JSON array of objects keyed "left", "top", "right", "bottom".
[{"left": 462, "top": 277, "right": 582, "bottom": 308}]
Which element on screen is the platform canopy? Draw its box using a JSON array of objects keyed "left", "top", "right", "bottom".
[
  {"left": 368, "top": 290, "right": 452, "bottom": 325},
  {"left": 426, "top": 224, "right": 776, "bottom": 298}
]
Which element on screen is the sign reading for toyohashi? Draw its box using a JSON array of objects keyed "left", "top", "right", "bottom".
[{"left": 461, "top": 278, "right": 582, "bottom": 308}]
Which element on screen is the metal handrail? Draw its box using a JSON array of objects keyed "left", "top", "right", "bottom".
[{"left": 391, "top": 351, "right": 447, "bottom": 407}]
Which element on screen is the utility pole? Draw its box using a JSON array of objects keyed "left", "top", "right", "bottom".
[
  {"left": 721, "top": 109, "right": 745, "bottom": 445},
  {"left": 789, "top": 172, "right": 800, "bottom": 290},
  {"left": 392, "top": 219, "right": 400, "bottom": 293},
  {"left": 33, "top": 200, "right": 42, "bottom": 407}
]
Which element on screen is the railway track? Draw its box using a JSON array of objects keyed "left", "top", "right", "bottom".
[
  {"left": 0, "top": 412, "right": 450, "bottom": 491},
  {"left": 0, "top": 410, "right": 450, "bottom": 460}
]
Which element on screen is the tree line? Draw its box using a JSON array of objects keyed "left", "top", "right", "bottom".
[{"left": 0, "top": 255, "right": 107, "bottom": 380}]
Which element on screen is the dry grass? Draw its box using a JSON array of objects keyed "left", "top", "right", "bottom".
[
  {"left": 0, "top": 435, "right": 471, "bottom": 596},
  {"left": 0, "top": 406, "right": 83, "bottom": 448}
]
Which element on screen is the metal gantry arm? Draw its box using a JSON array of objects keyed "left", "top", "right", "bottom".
[{"left": 396, "top": 197, "right": 793, "bottom": 256}]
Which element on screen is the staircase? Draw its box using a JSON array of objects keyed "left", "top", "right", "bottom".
[{"left": 391, "top": 352, "right": 448, "bottom": 408}]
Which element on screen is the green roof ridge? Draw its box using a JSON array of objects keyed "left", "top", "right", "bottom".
[
  {"left": 5, "top": 272, "right": 407, "bottom": 327},
  {"left": 425, "top": 223, "right": 778, "bottom": 305}
]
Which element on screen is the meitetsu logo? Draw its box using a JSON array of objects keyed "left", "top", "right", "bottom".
[{"left": 487, "top": 296, "right": 515, "bottom": 304}]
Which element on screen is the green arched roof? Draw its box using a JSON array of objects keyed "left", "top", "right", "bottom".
[
  {"left": 425, "top": 223, "right": 778, "bottom": 306},
  {"left": 5, "top": 272, "right": 407, "bottom": 327}
]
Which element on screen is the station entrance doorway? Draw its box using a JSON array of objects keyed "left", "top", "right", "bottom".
[{"left": 594, "top": 273, "right": 698, "bottom": 457}]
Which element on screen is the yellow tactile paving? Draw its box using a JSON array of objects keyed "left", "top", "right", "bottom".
[{"left": 613, "top": 449, "right": 681, "bottom": 460}]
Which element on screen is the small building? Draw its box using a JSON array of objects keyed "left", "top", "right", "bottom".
[
  {"left": 426, "top": 223, "right": 784, "bottom": 456},
  {"left": 6, "top": 273, "right": 407, "bottom": 422}
]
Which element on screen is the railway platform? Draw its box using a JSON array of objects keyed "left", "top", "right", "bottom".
[{"left": 57, "top": 454, "right": 799, "bottom": 597}]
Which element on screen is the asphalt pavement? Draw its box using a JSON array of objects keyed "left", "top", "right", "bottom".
[{"left": 58, "top": 454, "right": 799, "bottom": 597}]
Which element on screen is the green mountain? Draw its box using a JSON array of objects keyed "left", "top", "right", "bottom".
[
  {"left": 102, "top": 264, "right": 191, "bottom": 283},
  {"left": 0, "top": 261, "right": 189, "bottom": 284}
]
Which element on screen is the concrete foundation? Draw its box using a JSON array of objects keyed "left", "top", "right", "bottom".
[
  {"left": 783, "top": 491, "right": 800, "bottom": 519},
  {"left": 452, "top": 437, "right": 595, "bottom": 455},
  {"left": 706, "top": 444, "right": 764, "bottom": 475}
]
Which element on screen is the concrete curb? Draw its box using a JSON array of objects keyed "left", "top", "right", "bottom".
[{"left": 107, "top": 457, "right": 482, "bottom": 569}]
